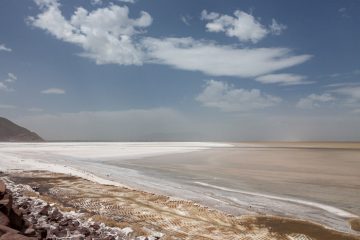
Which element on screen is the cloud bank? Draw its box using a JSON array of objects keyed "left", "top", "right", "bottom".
[{"left": 15, "top": 108, "right": 360, "bottom": 141}]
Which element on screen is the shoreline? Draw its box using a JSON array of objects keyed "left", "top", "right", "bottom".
[
  {"left": 1, "top": 142, "right": 360, "bottom": 238},
  {"left": 2, "top": 170, "right": 360, "bottom": 240}
]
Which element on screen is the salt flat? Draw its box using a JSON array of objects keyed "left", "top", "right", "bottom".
[{"left": 0, "top": 142, "right": 359, "bottom": 236}]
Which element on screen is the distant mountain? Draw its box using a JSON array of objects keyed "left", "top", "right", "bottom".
[{"left": 0, "top": 117, "right": 44, "bottom": 142}]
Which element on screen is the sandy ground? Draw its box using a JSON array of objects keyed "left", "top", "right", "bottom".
[{"left": 0, "top": 142, "right": 359, "bottom": 237}]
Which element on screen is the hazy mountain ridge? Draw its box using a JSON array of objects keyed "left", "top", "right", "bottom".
[{"left": 0, "top": 117, "right": 44, "bottom": 142}]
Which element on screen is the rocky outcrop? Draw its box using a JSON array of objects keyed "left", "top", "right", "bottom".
[
  {"left": 0, "top": 180, "right": 36, "bottom": 239},
  {"left": 0, "top": 117, "right": 44, "bottom": 142},
  {"left": 0, "top": 178, "right": 156, "bottom": 240}
]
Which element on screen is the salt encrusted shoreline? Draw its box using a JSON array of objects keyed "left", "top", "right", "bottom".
[
  {"left": 0, "top": 177, "right": 163, "bottom": 240},
  {"left": 2, "top": 171, "right": 360, "bottom": 240}
]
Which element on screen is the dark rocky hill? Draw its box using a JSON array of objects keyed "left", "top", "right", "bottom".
[{"left": 0, "top": 117, "right": 44, "bottom": 142}]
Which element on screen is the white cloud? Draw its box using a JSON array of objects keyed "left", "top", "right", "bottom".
[
  {"left": 5, "top": 72, "right": 17, "bottom": 83},
  {"left": 196, "top": 80, "right": 281, "bottom": 112},
  {"left": 330, "top": 86, "right": 360, "bottom": 100},
  {"left": 90, "top": 0, "right": 103, "bottom": 5},
  {"left": 144, "top": 37, "right": 311, "bottom": 78},
  {"left": 269, "top": 19, "right": 287, "bottom": 35},
  {"left": 201, "top": 10, "right": 286, "bottom": 43},
  {"left": 255, "top": 73, "right": 312, "bottom": 85},
  {"left": 41, "top": 88, "right": 66, "bottom": 94},
  {"left": 29, "top": 0, "right": 152, "bottom": 65},
  {"left": 0, "top": 73, "right": 17, "bottom": 91},
  {"left": 338, "top": 7, "right": 350, "bottom": 18},
  {"left": 296, "top": 93, "right": 335, "bottom": 109},
  {"left": 329, "top": 86, "right": 360, "bottom": 107},
  {"left": 200, "top": 11, "right": 220, "bottom": 21},
  {"left": 118, "top": 0, "right": 135, "bottom": 3},
  {"left": 0, "top": 82, "right": 12, "bottom": 92},
  {"left": 180, "top": 15, "right": 192, "bottom": 26},
  {"left": 91, "top": 0, "right": 135, "bottom": 6},
  {"left": 0, "top": 43, "right": 12, "bottom": 52},
  {"left": 0, "top": 104, "right": 16, "bottom": 109},
  {"left": 0, "top": 82, "right": 8, "bottom": 91},
  {"left": 29, "top": 2, "right": 310, "bottom": 80}
]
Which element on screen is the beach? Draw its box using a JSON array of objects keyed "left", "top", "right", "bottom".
[{"left": 0, "top": 142, "right": 360, "bottom": 239}]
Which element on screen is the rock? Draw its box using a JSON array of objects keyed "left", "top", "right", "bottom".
[
  {"left": 90, "top": 223, "right": 100, "bottom": 230},
  {"left": 35, "top": 228, "right": 47, "bottom": 239},
  {"left": 8, "top": 207, "right": 24, "bottom": 230},
  {"left": 0, "top": 181, "right": 5, "bottom": 196},
  {"left": 0, "top": 193, "right": 13, "bottom": 215},
  {"left": 51, "top": 228, "right": 67, "bottom": 238},
  {"left": 0, "top": 232, "right": 36, "bottom": 240},
  {"left": 79, "top": 227, "right": 90, "bottom": 236},
  {"left": 103, "top": 236, "right": 115, "bottom": 240},
  {"left": 49, "top": 209, "right": 63, "bottom": 222},
  {"left": 23, "top": 228, "right": 35, "bottom": 236},
  {"left": 19, "top": 202, "right": 30, "bottom": 211},
  {"left": 0, "top": 212, "right": 9, "bottom": 226},
  {"left": 72, "top": 220, "right": 80, "bottom": 227},
  {"left": 38, "top": 205, "right": 49, "bottom": 216},
  {"left": 29, "top": 185, "right": 39, "bottom": 192},
  {"left": 29, "top": 218, "right": 37, "bottom": 225},
  {"left": 0, "top": 224, "right": 19, "bottom": 234},
  {"left": 72, "top": 237, "right": 85, "bottom": 240},
  {"left": 59, "top": 218, "right": 73, "bottom": 226},
  {"left": 67, "top": 220, "right": 80, "bottom": 231},
  {"left": 23, "top": 220, "right": 31, "bottom": 230}
]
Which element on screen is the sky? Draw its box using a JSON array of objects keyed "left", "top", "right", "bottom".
[{"left": 0, "top": 0, "right": 360, "bottom": 141}]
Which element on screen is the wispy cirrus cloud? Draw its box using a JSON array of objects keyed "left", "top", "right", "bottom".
[
  {"left": 196, "top": 80, "right": 281, "bottom": 112},
  {"left": 5, "top": 73, "right": 17, "bottom": 83},
  {"left": 91, "top": 0, "right": 135, "bottom": 6},
  {"left": 0, "top": 43, "right": 12, "bottom": 52},
  {"left": 330, "top": 86, "right": 360, "bottom": 103},
  {"left": 296, "top": 93, "right": 335, "bottom": 109},
  {"left": 0, "top": 82, "right": 10, "bottom": 91},
  {"left": 338, "top": 7, "right": 350, "bottom": 18},
  {"left": 297, "top": 83, "right": 360, "bottom": 110},
  {"left": 180, "top": 15, "right": 192, "bottom": 26},
  {"left": 255, "top": 73, "right": 312, "bottom": 85},
  {"left": 0, "top": 104, "right": 16, "bottom": 109},
  {"left": 0, "top": 73, "right": 17, "bottom": 91},
  {"left": 41, "top": 88, "right": 66, "bottom": 94},
  {"left": 143, "top": 37, "right": 311, "bottom": 78}
]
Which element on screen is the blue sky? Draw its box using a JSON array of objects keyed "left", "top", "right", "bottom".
[{"left": 0, "top": 0, "right": 359, "bottom": 141}]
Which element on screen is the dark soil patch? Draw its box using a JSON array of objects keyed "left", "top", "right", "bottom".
[
  {"left": 350, "top": 219, "right": 360, "bottom": 232},
  {"left": 254, "top": 216, "right": 360, "bottom": 240}
]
